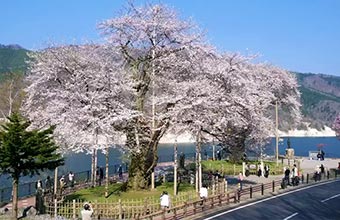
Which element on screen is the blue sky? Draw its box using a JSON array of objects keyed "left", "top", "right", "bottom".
[{"left": 1, "top": 0, "right": 340, "bottom": 75}]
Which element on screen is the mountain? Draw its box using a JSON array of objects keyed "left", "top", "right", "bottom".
[
  {"left": 0, "top": 44, "right": 29, "bottom": 77},
  {"left": 293, "top": 72, "right": 340, "bottom": 130},
  {"left": 0, "top": 44, "right": 339, "bottom": 131}
]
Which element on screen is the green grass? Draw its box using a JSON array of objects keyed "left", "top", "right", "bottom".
[
  {"left": 65, "top": 182, "right": 195, "bottom": 202},
  {"left": 202, "top": 160, "right": 284, "bottom": 175}
]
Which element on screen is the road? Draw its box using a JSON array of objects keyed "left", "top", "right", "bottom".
[{"left": 202, "top": 179, "right": 340, "bottom": 220}]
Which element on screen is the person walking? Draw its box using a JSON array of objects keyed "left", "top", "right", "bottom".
[
  {"left": 238, "top": 172, "right": 244, "bottom": 190},
  {"left": 68, "top": 171, "right": 75, "bottom": 188},
  {"left": 81, "top": 203, "right": 93, "bottom": 220},
  {"left": 160, "top": 191, "right": 170, "bottom": 210}
]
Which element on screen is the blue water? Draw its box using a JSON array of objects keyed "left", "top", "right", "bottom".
[{"left": 1, "top": 137, "right": 340, "bottom": 188}]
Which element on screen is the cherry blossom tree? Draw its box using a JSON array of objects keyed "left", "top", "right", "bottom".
[
  {"left": 23, "top": 44, "right": 135, "bottom": 186},
  {"left": 170, "top": 52, "right": 301, "bottom": 162},
  {"left": 98, "top": 3, "right": 211, "bottom": 189}
]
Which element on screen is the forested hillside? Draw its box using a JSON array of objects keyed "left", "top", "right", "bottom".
[{"left": 0, "top": 44, "right": 339, "bottom": 129}]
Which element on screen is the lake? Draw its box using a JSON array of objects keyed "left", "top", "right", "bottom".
[{"left": 1, "top": 136, "right": 339, "bottom": 188}]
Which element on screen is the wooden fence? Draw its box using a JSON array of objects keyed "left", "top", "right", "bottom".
[{"left": 43, "top": 169, "right": 338, "bottom": 219}]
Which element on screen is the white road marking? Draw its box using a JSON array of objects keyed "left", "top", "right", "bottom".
[
  {"left": 283, "top": 212, "right": 298, "bottom": 220},
  {"left": 321, "top": 193, "right": 340, "bottom": 203},
  {"left": 204, "top": 179, "right": 340, "bottom": 220}
]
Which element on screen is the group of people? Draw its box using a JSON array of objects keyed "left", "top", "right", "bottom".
[
  {"left": 281, "top": 164, "right": 300, "bottom": 188},
  {"left": 313, "top": 164, "right": 325, "bottom": 181},
  {"left": 255, "top": 163, "right": 270, "bottom": 178}
]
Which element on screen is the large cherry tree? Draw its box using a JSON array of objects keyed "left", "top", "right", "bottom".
[{"left": 98, "top": 3, "right": 211, "bottom": 189}]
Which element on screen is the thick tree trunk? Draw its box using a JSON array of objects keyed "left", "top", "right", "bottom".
[
  {"left": 12, "top": 177, "right": 18, "bottom": 220},
  {"left": 126, "top": 119, "right": 169, "bottom": 190}
]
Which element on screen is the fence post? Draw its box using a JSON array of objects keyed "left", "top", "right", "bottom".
[
  {"left": 261, "top": 184, "right": 264, "bottom": 195},
  {"left": 307, "top": 173, "right": 309, "bottom": 184},
  {"left": 327, "top": 170, "right": 330, "bottom": 179},
  {"left": 72, "top": 199, "right": 76, "bottom": 219},
  {"left": 119, "top": 199, "right": 122, "bottom": 219},
  {"left": 250, "top": 186, "right": 252, "bottom": 199},
  {"left": 225, "top": 179, "right": 228, "bottom": 193},
  {"left": 183, "top": 202, "right": 187, "bottom": 216},
  {"left": 54, "top": 198, "right": 57, "bottom": 218},
  {"left": 301, "top": 174, "right": 304, "bottom": 184},
  {"left": 272, "top": 180, "right": 275, "bottom": 192},
  {"left": 336, "top": 170, "right": 338, "bottom": 179},
  {"left": 227, "top": 193, "right": 230, "bottom": 204}
]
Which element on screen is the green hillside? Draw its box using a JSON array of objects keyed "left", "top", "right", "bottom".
[
  {"left": 1, "top": 43, "right": 340, "bottom": 129},
  {"left": 0, "top": 44, "right": 29, "bottom": 77}
]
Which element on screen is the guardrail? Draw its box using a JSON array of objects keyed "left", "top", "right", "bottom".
[{"left": 137, "top": 169, "right": 339, "bottom": 220}]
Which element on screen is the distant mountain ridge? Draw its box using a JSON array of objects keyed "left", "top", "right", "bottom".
[{"left": 0, "top": 44, "right": 340, "bottom": 131}]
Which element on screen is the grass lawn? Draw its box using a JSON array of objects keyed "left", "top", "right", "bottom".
[
  {"left": 65, "top": 182, "right": 196, "bottom": 202},
  {"left": 202, "top": 160, "right": 284, "bottom": 175}
]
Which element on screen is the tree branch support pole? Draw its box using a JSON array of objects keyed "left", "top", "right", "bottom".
[
  {"left": 54, "top": 167, "right": 58, "bottom": 197},
  {"left": 196, "top": 129, "right": 202, "bottom": 193},
  {"left": 275, "top": 100, "right": 279, "bottom": 166},
  {"left": 151, "top": 25, "right": 156, "bottom": 190},
  {"left": 105, "top": 145, "right": 109, "bottom": 197},
  {"left": 174, "top": 139, "right": 178, "bottom": 195}
]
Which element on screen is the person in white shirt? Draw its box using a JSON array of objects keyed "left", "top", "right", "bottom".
[
  {"left": 200, "top": 186, "right": 208, "bottom": 199},
  {"left": 160, "top": 191, "right": 170, "bottom": 209},
  {"left": 68, "top": 171, "right": 75, "bottom": 188},
  {"left": 81, "top": 203, "right": 93, "bottom": 220}
]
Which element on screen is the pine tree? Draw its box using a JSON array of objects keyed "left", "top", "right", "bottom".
[{"left": 0, "top": 113, "right": 64, "bottom": 220}]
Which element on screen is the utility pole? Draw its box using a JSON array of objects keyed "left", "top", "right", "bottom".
[
  {"left": 174, "top": 139, "right": 178, "bottom": 195},
  {"left": 275, "top": 100, "right": 279, "bottom": 166}
]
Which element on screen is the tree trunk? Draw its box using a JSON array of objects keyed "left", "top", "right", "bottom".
[
  {"left": 12, "top": 177, "right": 18, "bottom": 220},
  {"left": 126, "top": 118, "right": 169, "bottom": 190}
]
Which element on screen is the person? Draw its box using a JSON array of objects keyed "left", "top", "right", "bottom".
[
  {"left": 245, "top": 164, "right": 250, "bottom": 177},
  {"left": 99, "top": 167, "right": 104, "bottom": 186},
  {"left": 217, "top": 150, "right": 221, "bottom": 161},
  {"left": 264, "top": 165, "right": 270, "bottom": 178},
  {"left": 238, "top": 172, "right": 244, "bottom": 190},
  {"left": 291, "top": 164, "right": 299, "bottom": 186},
  {"left": 59, "top": 175, "right": 65, "bottom": 195},
  {"left": 204, "top": 150, "right": 208, "bottom": 160},
  {"left": 45, "top": 176, "right": 53, "bottom": 194},
  {"left": 320, "top": 164, "right": 325, "bottom": 175},
  {"left": 118, "top": 165, "right": 123, "bottom": 180},
  {"left": 284, "top": 167, "right": 291, "bottom": 186},
  {"left": 200, "top": 185, "right": 208, "bottom": 199},
  {"left": 81, "top": 202, "right": 93, "bottom": 220},
  {"left": 36, "top": 179, "right": 42, "bottom": 192},
  {"left": 179, "top": 152, "right": 185, "bottom": 169},
  {"left": 257, "top": 164, "right": 262, "bottom": 177},
  {"left": 314, "top": 165, "right": 321, "bottom": 181},
  {"left": 160, "top": 191, "right": 170, "bottom": 210},
  {"left": 321, "top": 150, "right": 325, "bottom": 160},
  {"left": 68, "top": 171, "right": 75, "bottom": 188}
]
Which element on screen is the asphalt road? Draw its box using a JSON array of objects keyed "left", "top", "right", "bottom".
[{"left": 202, "top": 179, "right": 340, "bottom": 220}]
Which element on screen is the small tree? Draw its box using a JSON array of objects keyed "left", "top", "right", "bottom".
[{"left": 0, "top": 113, "right": 64, "bottom": 220}]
